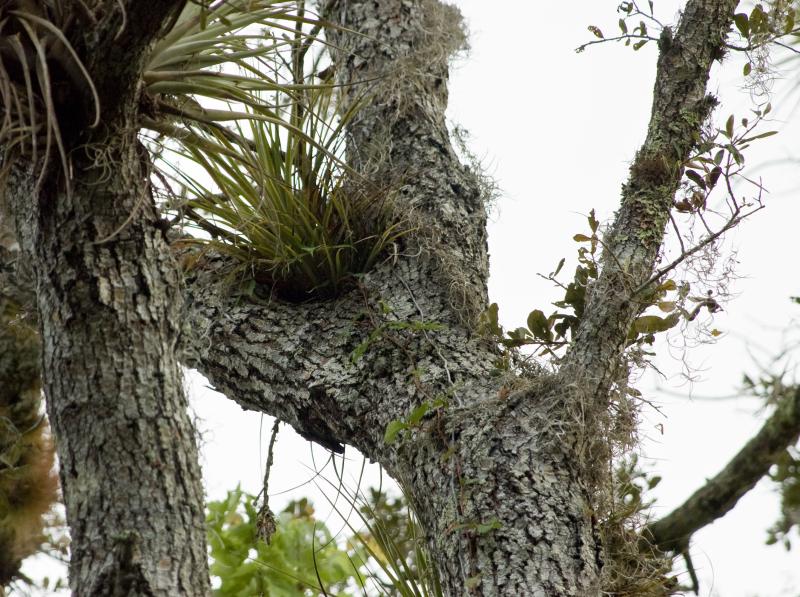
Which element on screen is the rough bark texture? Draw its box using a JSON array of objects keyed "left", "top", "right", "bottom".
[
  {"left": 562, "top": 0, "right": 738, "bottom": 403},
  {"left": 184, "top": 0, "right": 600, "bottom": 594},
  {"left": 183, "top": 1, "right": 740, "bottom": 594},
  {"left": 0, "top": 0, "right": 758, "bottom": 594},
  {"left": 3, "top": 2, "right": 210, "bottom": 595}
]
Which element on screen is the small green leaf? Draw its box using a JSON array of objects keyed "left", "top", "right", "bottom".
[
  {"left": 479, "top": 303, "right": 503, "bottom": 337},
  {"left": 658, "top": 279, "right": 677, "bottom": 292},
  {"left": 465, "top": 576, "right": 482, "bottom": 589},
  {"left": 733, "top": 13, "right": 750, "bottom": 38},
  {"left": 588, "top": 208, "right": 599, "bottom": 232},
  {"left": 384, "top": 420, "right": 408, "bottom": 444},
  {"left": 350, "top": 341, "right": 370, "bottom": 364},
  {"left": 745, "top": 130, "right": 778, "bottom": 141},
  {"left": 619, "top": 18, "right": 628, "bottom": 34},
  {"left": 553, "top": 257, "right": 566, "bottom": 277},
  {"left": 407, "top": 403, "right": 430, "bottom": 426},
  {"left": 784, "top": 11, "right": 795, "bottom": 34},
  {"left": 588, "top": 25, "right": 604, "bottom": 38},
  {"left": 657, "top": 301, "right": 675, "bottom": 313},
  {"left": 573, "top": 233, "right": 592, "bottom": 242},
  {"left": 526, "top": 309, "right": 550, "bottom": 341},
  {"left": 749, "top": 5, "right": 767, "bottom": 33},
  {"left": 632, "top": 39, "right": 647, "bottom": 50},
  {"left": 707, "top": 166, "right": 722, "bottom": 189},
  {"left": 685, "top": 169, "right": 706, "bottom": 189},
  {"left": 743, "top": 62, "right": 752, "bottom": 76},
  {"left": 725, "top": 114, "right": 735, "bottom": 138},
  {"left": 475, "top": 519, "right": 502, "bottom": 534},
  {"left": 633, "top": 313, "right": 680, "bottom": 334}
]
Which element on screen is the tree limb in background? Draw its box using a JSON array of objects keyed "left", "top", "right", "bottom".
[{"left": 645, "top": 386, "right": 800, "bottom": 552}]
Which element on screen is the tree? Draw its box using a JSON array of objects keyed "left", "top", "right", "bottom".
[{"left": 2, "top": 0, "right": 800, "bottom": 595}]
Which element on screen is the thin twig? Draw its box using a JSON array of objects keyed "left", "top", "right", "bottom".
[
  {"left": 259, "top": 418, "right": 281, "bottom": 502},
  {"left": 576, "top": 34, "right": 657, "bottom": 52},
  {"left": 634, "top": 206, "right": 762, "bottom": 295},
  {"left": 669, "top": 213, "right": 686, "bottom": 255}
]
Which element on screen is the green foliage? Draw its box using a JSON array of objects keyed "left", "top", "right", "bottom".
[
  {"left": 383, "top": 396, "right": 449, "bottom": 444},
  {"left": 323, "top": 484, "right": 443, "bottom": 597},
  {"left": 354, "top": 489, "right": 441, "bottom": 596},
  {"left": 478, "top": 211, "right": 601, "bottom": 361},
  {"left": 612, "top": 454, "right": 662, "bottom": 520},
  {"left": 173, "top": 87, "right": 402, "bottom": 299},
  {"left": 145, "top": 0, "right": 322, "bottom": 130},
  {"left": 479, "top": 210, "right": 692, "bottom": 366},
  {"left": 150, "top": 0, "right": 406, "bottom": 300},
  {"left": 732, "top": 3, "right": 798, "bottom": 78},
  {"left": 207, "top": 488, "right": 364, "bottom": 596},
  {"left": 577, "top": 1, "right": 660, "bottom": 53},
  {"left": 601, "top": 455, "right": 676, "bottom": 596},
  {"left": 207, "top": 486, "right": 441, "bottom": 597}
]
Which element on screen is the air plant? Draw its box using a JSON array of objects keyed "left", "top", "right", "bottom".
[
  {"left": 0, "top": 0, "right": 99, "bottom": 193},
  {"left": 149, "top": 0, "right": 405, "bottom": 300},
  {"left": 166, "top": 84, "right": 403, "bottom": 300}
]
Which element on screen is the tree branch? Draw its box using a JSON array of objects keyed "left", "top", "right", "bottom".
[
  {"left": 2, "top": 3, "right": 211, "bottom": 593},
  {"left": 561, "top": 0, "right": 738, "bottom": 402},
  {"left": 180, "top": 0, "right": 502, "bottom": 457},
  {"left": 182, "top": 254, "right": 499, "bottom": 459},
  {"left": 645, "top": 386, "right": 800, "bottom": 552},
  {"left": 321, "top": 0, "right": 489, "bottom": 320},
  {"left": 68, "top": 0, "right": 188, "bottom": 124}
]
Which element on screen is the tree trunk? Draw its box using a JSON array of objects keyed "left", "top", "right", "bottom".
[
  {"left": 183, "top": 0, "right": 602, "bottom": 593},
  {"left": 3, "top": 2, "right": 210, "bottom": 594}
]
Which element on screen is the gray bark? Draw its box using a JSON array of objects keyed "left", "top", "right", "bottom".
[
  {"left": 184, "top": 0, "right": 601, "bottom": 593},
  {"left": 3, "top": 2, "right": 209, "bottom": 595},
  {"left": 561, "top": 0, "right": 739, "bottom": 403},
  {"left": 183, "top": 0, "right": 740, "bottom": 594}
]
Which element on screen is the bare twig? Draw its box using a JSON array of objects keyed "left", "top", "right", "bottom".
[
  {"left": 255, "top": 419, "right": 281, "bottom": 544},
  {"left": 634, "top": 205, "right": 762, "bottom": 296}
]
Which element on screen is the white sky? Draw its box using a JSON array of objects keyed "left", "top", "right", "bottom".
[{"left": 19, "top": 1, "right": 800, "bottom": 595}]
